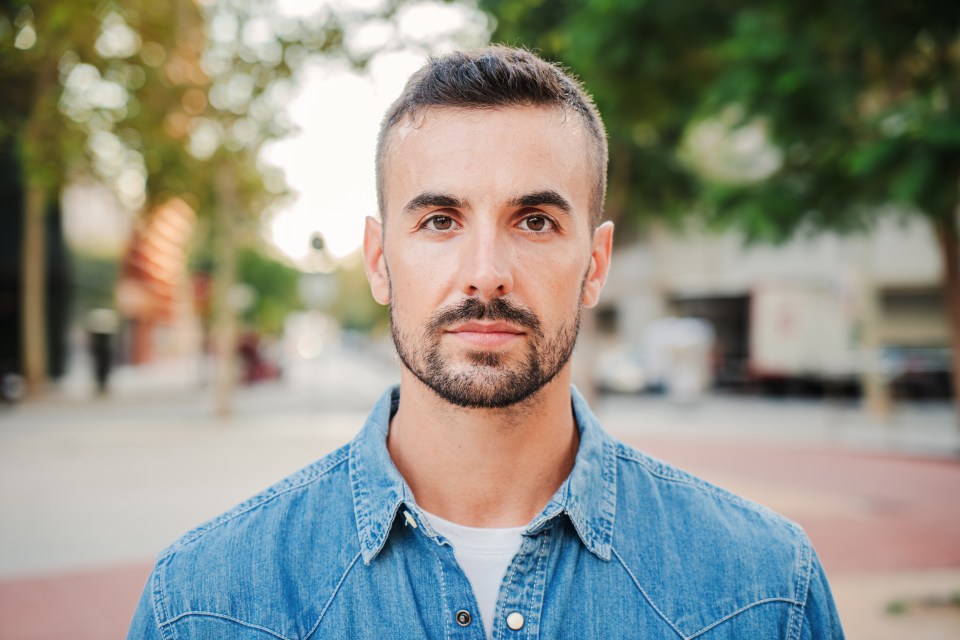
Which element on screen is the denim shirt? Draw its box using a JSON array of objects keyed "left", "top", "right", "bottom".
[{"left": 128, "top": 386, "right": 844, "bottom": 639}]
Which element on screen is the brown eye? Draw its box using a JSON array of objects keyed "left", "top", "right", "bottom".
[
  {"left": 429, "top": 215, "right": 453, "bottom": 231},
  {"left": 520, "top": 215, "right": 552, "bottom": 232}
]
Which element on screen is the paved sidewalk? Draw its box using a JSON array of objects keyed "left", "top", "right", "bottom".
[
  {"left": 596, "top": 391, "right": 960, "bottom": 459},
  {"left": 830, "top": 570, "right": 960, "bottom": 640}
]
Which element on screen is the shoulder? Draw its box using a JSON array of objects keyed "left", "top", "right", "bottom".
[
  {"left": 610, "top": 440, "right": 818, "bottom": 633},
  {"left": 612, "top": 439, "right": 804, "bottom": 548},
  {"left": 144, "top": 443, "right": 362, "bottom": 638}
]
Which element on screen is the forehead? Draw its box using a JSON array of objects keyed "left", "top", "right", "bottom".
[{"left": 381, "top": 106, "right": 595, "bottom": 216}]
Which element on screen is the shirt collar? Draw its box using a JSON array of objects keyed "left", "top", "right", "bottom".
[
  {"left": 349, "top": 385, "right": 617, "bottom": 564},
  {"left": 525, "top": 386, "right": 617, "bottom": 560}
]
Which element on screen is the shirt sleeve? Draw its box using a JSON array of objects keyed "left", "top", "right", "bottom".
[
  {"left": 800, "top": 551, "right": 845, "bottom": 639},
  {"left": 127, "top": 569, "right": 166, "bottom": 640}
]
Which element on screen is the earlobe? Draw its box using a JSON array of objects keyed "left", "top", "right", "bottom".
[
  {"left": 582, "top": 221, "right": 614, "bottom": 309},
  {"left": 363, "top": 216, "right": 391, "bottom": 305}
]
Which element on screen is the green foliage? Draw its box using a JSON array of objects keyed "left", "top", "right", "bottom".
[
  {"left": 479, "top": 0, "right": 960, "bottom": 241},
  {"left": 0, "top": 0, "right": 351, "bottom": 226},
  {"left": 482, "top": 0, "right": 735, "bottom": 224},
  {"left": 237, "top": 247, "right": 302, "bottom": 335},
  {"left": 0, "top": 0, "right": 102, "bottom": 189},
  {"left": 698, "top": 1, "right": 960, "bottom": 238}
]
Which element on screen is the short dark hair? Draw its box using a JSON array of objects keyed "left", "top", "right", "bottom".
[{"left": 376, "top": 46, "right": 608, "bottom": 226}]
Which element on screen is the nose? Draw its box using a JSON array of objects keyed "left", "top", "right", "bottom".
[{"left": 458, "top": 223, "right": 514, "bottom": 300}]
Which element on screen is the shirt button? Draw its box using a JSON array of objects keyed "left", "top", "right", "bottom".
[
  {"left": 506, "top": 612, "right": 525, "bottom": 630},
  {"left": 455, "top": 610, "right": 472, "bottom": 627}
]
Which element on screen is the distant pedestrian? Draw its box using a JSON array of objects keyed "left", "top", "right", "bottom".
[
  {"left": 128, "top": 47, "right": 844, "bottom": 639},
  {"left": 86, "top": 309, "right": 118, "bottom": 396}
]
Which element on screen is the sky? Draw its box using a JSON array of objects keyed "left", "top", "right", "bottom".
[{"left": 262, "top": 0, "right": 490, "bottom": 266}]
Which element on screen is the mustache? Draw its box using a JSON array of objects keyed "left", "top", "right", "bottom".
[{"left": 427, "top": 298, "right": 543, "bottom": 338}]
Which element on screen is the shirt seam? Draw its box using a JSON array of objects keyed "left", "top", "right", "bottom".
[
  {"left": 158, "top": 611, "right": 293, "bottom": 640},
  {"left": 493, "top": 536, "right": 526, "bottom": 638},
  {"left": 437, "top": 550, "right": 450, "bottom": 640},
  {"left": 787, "top": 532, "right": 815, "bottom": 640},
  {"left": 153, "top": 554, "right": 174, "bottom": 639},
  {"left": 612, "top": 546, "right": 803, "bottom": 639},
  {"left": 153, "top": 549, "right": 363, "bottom": 640},
  {"left": 687, "top": 598, "right": 804, "bottom": 639},
  {"left": 304, "top": 551, "right": 363, "bottom": 640},
  {"left": 611, "top": 546, "right": 686, "bottom": 639},
  {"left": 528, "top": 529, "right": 549, "bottom": 639}
]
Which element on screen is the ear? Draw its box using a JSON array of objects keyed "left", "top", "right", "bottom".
[
  {"left": 581, "top": 221, "right": 614, "bottom": 309},
  {"left": 363, "top": 216, "right": 391, "bottom": 305}
]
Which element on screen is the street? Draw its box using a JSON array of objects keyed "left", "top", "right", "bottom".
[{"left": 1, "top": 343, "right": 958, "bottom": 639}]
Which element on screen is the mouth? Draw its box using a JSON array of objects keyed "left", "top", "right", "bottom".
[{"left": 445, "top": 321, "right": 525, "bottom": 348}]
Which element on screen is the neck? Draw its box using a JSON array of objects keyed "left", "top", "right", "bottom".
[{"left": 387, "top": 369, "right": 579, "bottom": 528}]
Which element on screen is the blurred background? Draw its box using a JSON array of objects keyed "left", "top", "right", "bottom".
[{"left": 0, "top": 0, "right": 958, "bottom": 638}]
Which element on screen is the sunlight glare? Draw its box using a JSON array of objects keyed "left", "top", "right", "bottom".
[{"left": 264, "top": 1, "right": 489, "bottom": 267}]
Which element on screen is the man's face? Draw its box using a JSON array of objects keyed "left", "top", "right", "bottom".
[{"left": 365, "top": 106, "right": 613, "bottom": 409}]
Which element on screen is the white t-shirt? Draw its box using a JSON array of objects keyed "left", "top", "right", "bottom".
[{"left": 420, "top": 509, "right": 525, "bottom": 639}]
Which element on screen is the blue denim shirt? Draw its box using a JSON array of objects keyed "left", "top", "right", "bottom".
[{"left": 128, "top": 386, "right": 844, "bottom": 639}]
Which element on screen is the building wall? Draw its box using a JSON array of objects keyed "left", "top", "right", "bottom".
[
  {"left": 604, "top": 215, "right": 948, "bottom": 360},
  {"left": 645, "top": 215, "right": 941, "bottom": 294}
]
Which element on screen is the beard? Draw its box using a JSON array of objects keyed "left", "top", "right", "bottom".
[{"left": 391, "top": 295, "right": 582, "bottom": 409}]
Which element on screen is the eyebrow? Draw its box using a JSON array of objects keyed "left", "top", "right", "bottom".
[
  {"left": 401, "top": 192, "right": 465, "bottom": 216},
  {"left": 400, "top": 189, "right": 574, "bottom": 217},
  {"left": 508, "top": 190, "right": 573, "bottom": 216}
]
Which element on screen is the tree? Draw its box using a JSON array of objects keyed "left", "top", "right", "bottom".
[
  {"left": 698, "top": 3, "right": 960, "bottom": 414},
  {"left": 1, "top": 0, "right": 343, "bottom": 409},
  {"left": 481, "top": 0, "right": 732, "bottom": 227},
  {"left": 481, "top": 0, "right": 960, "bottom": 416},
  {"left": 1, "top": 0, "right": 214, "bottom": 393},
  {"left": 1, "top": 0, "right": 103, "bottom": 392}
]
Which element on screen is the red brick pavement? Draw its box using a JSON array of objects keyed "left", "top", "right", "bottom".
[
  {"left": 1, "top": 437, "right": 958, "bottom": 639},
  {"left": 0, "top": 563, "right": 151, "bottom": 640}
]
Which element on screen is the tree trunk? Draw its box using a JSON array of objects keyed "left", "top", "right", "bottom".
[
  {"left": 20, "top": 53, "right": 59, "bottom": 397},
  {"left": 213, "top": 166, "right": 239, "bottom": 418},
  {"left": 21, "top": 184, "right": 48, "bottom": 394},
  {"left": 933, "top": 214, "right": 960, "bottom": 430}
]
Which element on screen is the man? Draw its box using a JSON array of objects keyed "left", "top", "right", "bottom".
[{"left": 129, "top": 46, "right": 844, "bottom": 639}]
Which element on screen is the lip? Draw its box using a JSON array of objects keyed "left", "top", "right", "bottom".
[
  {"left": 449, "top": 321, "right": 525, "bottom": 334},
  {"left": 446, "top": 321, "right": 525, "bottom": 348}
]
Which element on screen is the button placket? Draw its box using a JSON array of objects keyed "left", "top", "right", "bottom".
[
  {"left": 494, "top": 529, "right": 553, "bottom": 638},
  {"left": 426, "top": 526, "right": 485, "bottom": 638}
]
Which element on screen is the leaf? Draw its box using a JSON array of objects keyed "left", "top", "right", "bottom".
[
  {"left": 918, "top": 119, "right": 960, "bottom": 148},
  {"left": 891, "top": 152, "right": 935, "bottom": 202},
  {"left": 847, "top": 139, "right": 900, "bottom": 176}
]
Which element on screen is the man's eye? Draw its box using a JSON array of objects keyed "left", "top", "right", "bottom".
[
  {"left": 425, "top": 215, "right": 456, "bottom": 231},
  {"left": 518, "top": 215, "right": 553, "bottom": 232}
]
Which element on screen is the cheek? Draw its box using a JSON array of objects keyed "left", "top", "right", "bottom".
[
  {"left": 385, "top": 251, "right": 450, "bottom": 316},
  {"left": 521, "top": 254, "right": 589, "bottom": 316}
]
